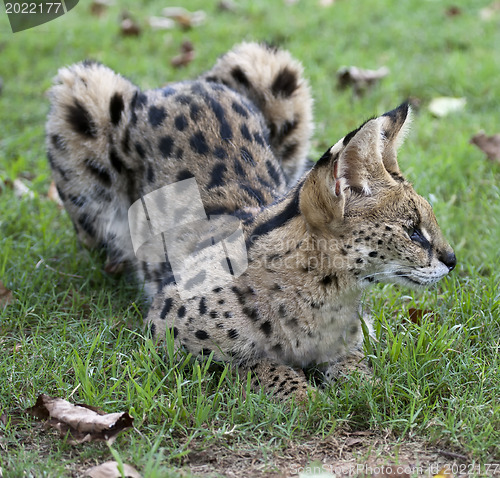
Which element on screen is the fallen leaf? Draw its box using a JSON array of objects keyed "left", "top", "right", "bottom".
[
  {"left": 217, "top": 0, "right": 237, "bottom": 12},
  {"left": 162, "top": 7, "right": 206, "bottom": 29},
  {"left": 120, "top": 12, "right": 141, "bottom": 36},
  {"left": 445, "top": 6, "right": 461, "bottom": 17},
  {"left": 428, "top": 97, "right": 466, "bottom": 117},
  {"left": 148, "top": 16, "right": 175, "bottom": 30},
  {"left": 90, "top": 0, "right": 114, "bottom": 17},
  {"left": 171, "top": 40, "right": 195, "bottom": 68},
  {"left": 480, "top": 1, "right": 500, "bottom": 20},
  {"left": 84, "top": 461, "right": 142, "bottom": 478},
  {"left": 319, "top": 0, "right": 335, "bottom": 6},
  {"left": 0, "top": 413, "right": 7, "bottom": 425},
  {"left": 344, "top": 437, "right": 364, "bottom": 447},
  {"left": 470, "top": 131, "right": 500, "bottom": 163},
  {"left": 48, "top": 181, "right": 63, "bottom": 207},
  {"left": 0, "top": 280, "right": 14, "bottom": 308},
  {"left": 408, "top": 308, "right": 435, "bottom": 325},
  {"left": 337, "top": 65, "right": 389, "bottom": 96},
  {"left": 13, "top": 178, "right": 34, "bottom": 199},
  {"left": 26, "top": 394, "right": 133, "bottom": 445}
]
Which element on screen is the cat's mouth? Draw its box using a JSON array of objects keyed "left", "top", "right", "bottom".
[{"left": 362, "top": 264, "right": 451, "bottom": 287}]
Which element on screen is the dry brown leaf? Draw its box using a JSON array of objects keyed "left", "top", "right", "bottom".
[
  {"left": 171, "top": 40, "right": 195, "bottom": 68},
  {"left": 445, "top": 6, "right": 461, "bottom": 17},
  {"left": 26, "top": 394, "right": 133, "bottom": 445},
  {"left": 84, "top": 461, "right": 142, "bottom": 478},
  {"left": 90, "top": 0, "right": 114, "bottom": 17},
  {"left": 162, "top": 7, "right": 206, "bottom": 29},
  {"left": 337, "top": 65, "right": 389, "bottom": 96},
  {"left": 217, "top": 0, "right": 238, "bottom": 12},
  {"left": 120, "top": 12, "right": 141, "bottom": 36},
  {"left": 48, "top": 181, "right": 63, "bottom": 207},
  {"left": 470, "top": 131, "right": 500, "bottom": 163},
  {"left": 0, "top": 280, "right": 14, "bottom": 308},
  {"left": 408, "top": 308, "right": 435, "bottom": 325},
  {"left": 480, "top": 1, "right": 500, "bottom": 20}
]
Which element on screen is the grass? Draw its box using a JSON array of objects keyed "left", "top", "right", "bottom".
[{"left": 1, "top": 0, "right": 499, "bottom": 476}]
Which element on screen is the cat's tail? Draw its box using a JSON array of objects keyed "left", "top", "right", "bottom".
[
  {"left": 46, "top": 60, "right": 139, "bottom": 268},
  {"left": 202, "top": 42, "right": 314, "bottom": 186}
]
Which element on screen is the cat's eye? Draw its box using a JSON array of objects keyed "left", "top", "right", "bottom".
[
  {"left": 403, "top": 225, "right": 416, "bottom": 238},
  {"left": 405, "top": 225, "right": 431, "bottom": 249}
]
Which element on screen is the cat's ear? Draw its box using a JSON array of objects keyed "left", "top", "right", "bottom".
[
  {"left": 379, "top": 102, "right": 412, "bottom": 175},
  {"left": 300, "top": 104, "right": 410, "bottom": 230}
]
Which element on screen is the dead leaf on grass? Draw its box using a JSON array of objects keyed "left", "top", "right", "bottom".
[
  {"left": 217, "top": 0, "right": 238, "bottom": 12},
  {"left": 13, "top": 178, "right": 35, "bottom": 199},
  {"left": 90, "top": 0, "right": 114, "bottom": 17},
  {"left": 433, "top": 468, "right": 454, "bottom": 478},
  {"left": 428, "top": 97, "right": 466, "bottom": 117},
  {"left": 470, "top": 131, "right": 500, "bottom": 163},
  {"left": 148, "top": 16, "right": 175, "bottom": 30},
  {"left": 480, "top": 1, "right": 500, "bottom": 20},
  {"left": 408, "top": 308, "right": 435, "bottom": 325},
  {"left": 0, "top": 280, "right": 15, "bottom": 308},
  {"left": 0, "top": 413, "right": 7, "bottom": 426},
  {"left": 84, "top": 461, "right": 142, "bottom": 478},
  {"left": 445, "top": 6, "right": 461, "bottom": 17},
  {"left": 26, "top": 394, "right": 133, "bottom": 445},
  {"left": 171, "top": 40, "right": 195, "bottom": 68},
  {"left": 48, "top": 181, "right": 63, "bottom": 207},
  {"left": 337, "top": 65, "right": 389, "bottom": 96},
  {"left": 162, "top": 7, "right": 206, "bottom": 29},
  {"left": 319, "top": 0, "right": 335, "bottom": 6},
  {"left": 120, "top": 12, "right": 141, "bottom": 36}
]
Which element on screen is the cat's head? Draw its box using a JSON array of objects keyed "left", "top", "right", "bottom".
[{"left": 300, "top": 103, "right": 456, "bottom": 287}]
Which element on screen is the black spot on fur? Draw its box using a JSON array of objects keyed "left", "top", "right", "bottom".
[
  {"left": 176, "top": 169, "right": 194, "bottom": 181},
  {"left": 260, "top": 321, "right": 272, "bottom": 336},
  {"left": 241, "top": 184, "right": 266, "bottom": 207},
  {"left": 240, "top": 147, "right": 255, "bottom": 166},
  {"left": 240, "top": 124, "right": 252, "bottom": 142},
  {"left": 228, "top": 329, "right": 239, "bottom": 340},
  {"left": 190, "top": 132, "right": 209, "bottom": 155},
  {"left": 51, "top": 134, "right": 64, "bottom": 150},
  {"left": 266, "top": 160, "right": 282, "bottom": 184},
  {"left": 66, "top": 100, "right": 96, "bottom": 138},
  {"left": 198, "top": 297, "right": 207, "bottom": 315},
  {"left": 210, "top": 310, "right": 219, "bottom": 319},
  {"left": 213, "top": 287, "right": 223, "bottom": 293},
  {"left": 159, "top": 136, "right": 174, "bottom": 158},
  {"left": 162, "top": 86, "right": 176, "bottom": 97},
  {"left": 148, "top": 106, "right": 167, "bottom": 127},
  {"left": 209, "top": 98, "right": 232, "bottom": 140},
  {"left": 356, "top": 258, "right": 364, "bottom": 264},
  {"left": 190, "top": 103, "right": 201, "bottom": 121},
  {"left": 170, "top": 327, "right": 178, "bottom": 338},
  {"left": 135, "top": 142, "right": 146, "bottom": 159},
  {"left": 278, "top": 119, "right": 299, "bottom": 140},
  {"left": 232, "top": 101, "right": 248, "bottom": 118},
  {"left": 174, "top": 114, "right": 188, "bottom": 131},
  {"left": 224, "top": 311, "right": 233, "bottom": 318},
  {"left": 201, "top": 348, "right": 212, "bottom": 356},
  {"left": 214, "top": 147, "right": 227, "bottom": 160},
  {"left": 175, "top": 94, "right": 192, "bottom": 105},
  {"left": 321, "top": 274, "right": 339, "bottom": 288},
  {"left": 69, "top": 195, "right": 86, "bottom": 207},
  {"left": 232, "top": 286, "right": 246, "bottom": 305},
  {"left": 109, "top": 148, "right": 124, "bottom": 173},
  {"left": 272, "top": 344, "right": 283, "bottom": 355},
  {"left": 271, "top": 67, "right": 298, "bottom": 97},
  {"left": 281, "top": 142, "right": 298, "bottom": 159},
  {"left": 78, "top": 214, "right": 96, "bottom": 237},
  {"left": 207, "top": 162, "right": 227, "bottom": 190},
  {"left": 121, "top": 127, "right": 130, "bottom": 153},
  {"left": 84, "top": 159, "right": 111, "bottom": 186},
  {"left": 278, "top": 304, "right": 287, "bottom": 317},
  {"left": 233, "top": 158, "right": 245, "bottom": 177},
  {"left": 109, "top": 93, "right": 124, "bottom": 126},
  {"left": 254, "top": 132, "right": 266, "bottom": 147},
  {"left": 231, "top": 66, "right": 250, "bottom": 87},
  {"left": 195, "top": 330, "right": 210, "bottom": 340},
  {"left": 56, "top": 185, "right": 66, "bottom": 201},
  {"left": 160, "top": 297, "right": 173, "bottom": 319},
  {"left": 177, "top": 305, "right": 186, "bottom": 318},
  {"left": 369, "top": 251, "right": 378, "bottom": 257},
  {"left": 243, "top": 306, "right": 259, "bottom": 322}
]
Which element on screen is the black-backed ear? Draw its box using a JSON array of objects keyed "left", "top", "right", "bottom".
[{"left": 380, "top": 102, "right": 412, "bottom": 175}]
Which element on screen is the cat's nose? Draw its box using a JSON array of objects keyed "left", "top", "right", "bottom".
[{"left": 439, "top": 250, "right": 457, "bottom": 271}]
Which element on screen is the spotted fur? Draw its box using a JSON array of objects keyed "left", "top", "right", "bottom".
[{"left": 46, "top": 43, "right": 455, "bottom": 402}]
